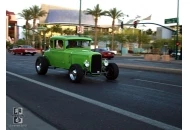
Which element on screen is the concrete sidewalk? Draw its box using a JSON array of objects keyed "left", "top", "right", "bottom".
[{"left": 6, "top": 96, "right": 57, "bottom": 130}]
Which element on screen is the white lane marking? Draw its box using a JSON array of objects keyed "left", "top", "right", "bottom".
[
  {"left": 134, "top": 79, "right": 181, "bottom": 88},
  {"left": 6, "top": 71, "right": 181, "bottom": 130}
]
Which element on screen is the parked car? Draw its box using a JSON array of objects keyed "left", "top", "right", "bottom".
[
  {"left": 35, "top": 36, "right": 119, "bottom": 83},
  {"left": 170, "top": 50, "right": 181, "bottom": 57},
  {"left": 92, "top": 48, "right": 115, "bottom": 59},
  {"left": 7, "top": 45, "right": 16, "bottom": 53},
  {"left": 10, "top": 45, "right": 37, "bottom": 56}
]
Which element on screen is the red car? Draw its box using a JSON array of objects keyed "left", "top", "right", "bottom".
[
  {"left": 10, "top": 45, "right": 37, "bottom": 56},
  {"left": 92, "top": 48, "right": 115, "bottom": 59}
]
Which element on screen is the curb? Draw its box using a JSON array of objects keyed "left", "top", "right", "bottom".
[
  {"left": 115, "top": 55, "right": 144, "bottom": 58},
  {"left": 117, "top": 63, "right": 182, "bottom": 74},
  {"left": 134, "top": 59, "right": 182, "bottom": 65}
]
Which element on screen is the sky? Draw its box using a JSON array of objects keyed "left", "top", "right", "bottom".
[{"left": 5, "top": 0, "right": 182, "bottom": 31}]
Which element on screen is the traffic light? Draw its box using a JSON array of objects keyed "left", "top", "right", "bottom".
[
  {"left": 134, "top": 21, "right": 137, "bottom": 28},
  {"left": 179, "top": 25, "right": 182, "bottom": 34},
  {"left": 121, "top": 21, "right": 123, "bottom": 29}
]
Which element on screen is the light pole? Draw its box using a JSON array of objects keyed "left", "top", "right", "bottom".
[
  {"left": 79, "top": 0, "right": 82, "bottom": 36},
  {"left": 175, "top": 0, "right": 179, "bottom": 60}
]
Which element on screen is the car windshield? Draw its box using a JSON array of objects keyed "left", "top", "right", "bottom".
[
  {"left": 22, "top": 45, "right": 34, "bottom": 49},
  {"left": 95, "top": 48, "right": 108, "bottom": 52},
  {"left": 66, "top": 40, "right": 91, "bottom": 49}
]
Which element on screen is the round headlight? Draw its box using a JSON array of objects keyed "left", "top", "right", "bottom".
[
  {"left": 84, "top": 60, "right": 90, "bottom": 67},
  {"left": 103, "top": 59, "right": 109, "bottom": 66}
]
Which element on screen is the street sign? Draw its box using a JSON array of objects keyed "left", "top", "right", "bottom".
[
  {"left": 77, "top": 26, "right": 84, "bottom": 34},
  {"left": 164, "top": 18, "right": 178, "bottom": 24}
]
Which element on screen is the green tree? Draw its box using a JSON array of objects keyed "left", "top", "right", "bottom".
[
  {"left": 30, "top": 5, "right": 47, "bottom": 46},
  {"left": 115, "top": 33, "right": 127, "bottom": 43},
  {"left": 63, "top": 28, "right": 75, "bottom": 35},
  {"left": 106, "top": 8, "right": 123, "bottom": 50},
  {"left": 50, "top": 24, "right": 63, "bottom": 35},
  {"left": 152, "top": 39, "right": 175, "bottom": 49},
  {"left": 84, "top": 4, "right": 107, "bottom": 49},
  {"left": 39, "top": 24, "right": 51, "bottom": 48},
  {"left": 83, "top": 30, "right": 93, "bottom": 36},
  {"left": 6, "top": 41, "right": 11, "bottom": 48},
  {"left": 138, "top": 31, "right": 151, "bottom": 48},
  {"left": 15, "top": 39, "right": 26, "bottom": 45},
  {"left": 122, "top": 29, "right": 138, "bottom": 43},
  {"left": 146, "top": 28, "right": 153, "bottom": 35},
  {"left": 18, "top": 9, "right": 32, "bottom": 44}
]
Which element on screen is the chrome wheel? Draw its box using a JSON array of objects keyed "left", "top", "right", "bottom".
[
  {"left": 36, "top": 63, "right": 41, "bottom": 71},
  {"left": 69, "top": 69, "right": 77, "bottom": 80},
  {"left": 35, "top": 56, "right": 48, "bottom": 75},
  {"left": 12, "top": 51, "right": 15, "bottom": 55}
]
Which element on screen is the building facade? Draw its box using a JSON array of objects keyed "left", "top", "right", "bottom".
[
  {"left": 38, "top": 4, "right": 112, "bottom": 34},
  {"left": 156, "top": 27, "right": 173, "bottom": 39},
  {"left": 6, "top": 10, "right": 19, "bottom": 43}
]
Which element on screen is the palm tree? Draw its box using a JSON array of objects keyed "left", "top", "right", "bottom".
[
  {"left": 63, "top": 28, "right": 75, "bottom": 35},
  {"left": 106, "top": 8, "right": 123, "bottom": 50},
  {"left": 37, "top": 24, "right": 50, "bottom": 49},
  {"left": 29, "top": 5, "right": 47, "bottom": 47},
  {"left": 18, "top": 9, "right": 32, "bottom": 44},
  {"left": 146, "top": 28, "right": 153, "bottom": 35},
  {"left": 50, "top": 24, "right": 63, "bottom": 35},
  {"left": 84, "top": 4, "right": 107, "bottom": 49}
]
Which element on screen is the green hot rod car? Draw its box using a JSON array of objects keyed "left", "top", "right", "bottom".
[{"left": 35, "top": 35, "right": 119, "bottom": 83}]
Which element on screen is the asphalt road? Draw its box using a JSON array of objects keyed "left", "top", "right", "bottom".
[
  {"left": 6, "top": 52, "right": 182, "bottom": 130},
  {"left": 111, "top": 57, "right": 182, "bottom": 69}
]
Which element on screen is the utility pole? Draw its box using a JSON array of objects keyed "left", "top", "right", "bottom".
[
  {"left": 175, "top": 0, "right": 179, "bottom": 60},
  {"left": 78, "top": 0, "right": 82, "bottom": 36}
]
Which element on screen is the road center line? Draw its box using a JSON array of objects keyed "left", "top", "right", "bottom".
[
  {"left": 134, "top": 79, "right": 181, "bottom": 87},
  {"left": 6, "top": 71, "right": 181, "bottom": 130}
]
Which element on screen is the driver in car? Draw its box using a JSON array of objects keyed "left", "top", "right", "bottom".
[{"left": 67, "top": 41, "right": 77, "bottom": 48}]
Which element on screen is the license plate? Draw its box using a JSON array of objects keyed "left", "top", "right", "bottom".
[{"left": 108, "top": 53, "right": 111, "bottom": 54}]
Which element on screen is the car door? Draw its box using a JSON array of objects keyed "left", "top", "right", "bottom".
[
  {"left": 15, "top": 45, "right": 22, "bottom": 54},
  {"left": 49, "top": 39, "right": 65, "bottom": 67}
]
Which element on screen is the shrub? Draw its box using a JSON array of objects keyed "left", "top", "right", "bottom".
[{"left": 6, "top": 41, "right": 11, "bottom": 48}]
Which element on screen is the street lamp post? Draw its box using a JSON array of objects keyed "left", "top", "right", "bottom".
[
  {"left": 79, "top": 0, "right": 82, "bottom": 36},
  {"left": 175, "top": 0, "right": 179, "bottom": 60}
]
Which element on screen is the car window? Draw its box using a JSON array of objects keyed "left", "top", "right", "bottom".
[
  {"left": 13, "top": 46, "right": 18, "bottom": 49},
  {"left": 56, "top": 40, "right": 63, "bottom": 49},
  {"left": 100, "top": 49, "right": 107, "bottom": 51},
  {"left": 66, "top": 40, "right": 90, "bottom": 49},
  {"left": 22, "top": 45, "right": 33, "bottom": 48},
  {"left": 96, "top": 49, "right": 103, "bottom": 52},
  {"left": 50, "top": 40, "right": 54, "bottom": 48}
]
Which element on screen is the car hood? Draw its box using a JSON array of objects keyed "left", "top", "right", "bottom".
[{"left": 66, "top": 48, "right": 100, "bottom": 55}]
